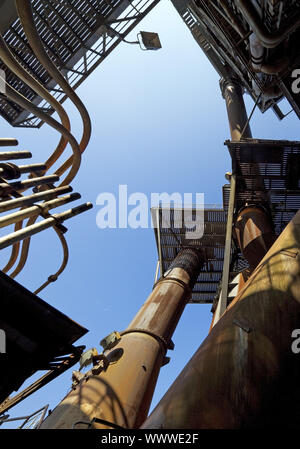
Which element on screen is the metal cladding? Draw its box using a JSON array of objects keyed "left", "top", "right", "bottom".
[
  {"left": 141, "top": 210, "right": 300, "bottom": 429},
  {"left": 234, "top": 205, "right": 276, "bottom": 271},
  {"left": 40, "top": 249, "right": 205, "bottom": 429}
]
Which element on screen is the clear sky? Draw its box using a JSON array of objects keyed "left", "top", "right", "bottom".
[{"left": 1, "top": 0, "right": 300, "bottom": 427}]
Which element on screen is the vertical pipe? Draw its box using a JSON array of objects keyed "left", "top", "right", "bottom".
[
  {"left": 40, "top": 248, "right": 205, "bottom": 429},
  {"left": 213, "top": 77, "right": 250, "bottom": 325},
  {"left": 220, "top": 78, "right": 252, "bottom": 141},
  {"left": 213, "top": 79, "right": 256, "bottom": 326},
  {"left": 234, "top": 205, "right": 276, "bottom": 271},
  {"left": 142, "top": 210, "right": 300, "bottom": 429}
]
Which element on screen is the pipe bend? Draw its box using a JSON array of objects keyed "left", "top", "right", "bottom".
[
  {"left": 15, "top": 0, "right": 92, "bottom": 173},
  {"left": 0, "top": 33, "right": 72, "bottom": 172},
  {"left": 2, "top": 84, "right": 81, "bottom": 186},
  {"left": 249, "top": 33, "right": 289, "bottom": 75},
  {"left": 236, "top": 0, "right": 300, "bottom": 48}
]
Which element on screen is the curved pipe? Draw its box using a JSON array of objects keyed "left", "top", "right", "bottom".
[
  {"left": 249, "top": 33, "right": 289, "bottom": 75},
  {"left": 0, "top": 83, "right": 80, "bottom": 274},
  {"left": 2, "top": 222, "right": 22, "bottom": 273},
  {"left": 236, "top": 0, "right": 300, "bottom": 48},
  {"left": 33, "top": 228, "right": 69, "bottom": 295},
  {"left": 9, "top": 214, "right": 68, "bottom": 281},
  {"left": 2, "top": 83, "right": 81, "bottom": 186},
  {"left": 3, "top": 0, "right": 91, "bottom": 282},
  {"left": 0, "top": 33, "right": 81, "bottom": 275},
  {"left": 0, "top": 33, "right": 71, "bottom": 173},
  {"left": 15, "top": 0, "right": 92, "bottom": 175},
  {"left": 3, "top": 0, "right": 92, "bottom": 274},
  {"left": 8, "top": 193, "right": 78, "bottom": 279}
]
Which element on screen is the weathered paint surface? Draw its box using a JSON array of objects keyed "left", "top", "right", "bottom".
[
  {"left": 142, "top": 211, "right": 300, "bottom": 429},
  {"left": 41, "top": 250, "right": 204, "bottom": 429},
  {"left": 234, "top": 206, "right": 275, "bottom": 270}
]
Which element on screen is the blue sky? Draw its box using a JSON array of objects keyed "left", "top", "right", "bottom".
[{"left": 1, "top": 0, "right": 300, "bottom": 426}]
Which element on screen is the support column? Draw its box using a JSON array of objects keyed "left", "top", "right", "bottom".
[
  {"left": 234, "top": 204, "right": 276, "bottom": 271},
  {"left": 40, "top": 247, "right": 205, "bottom": 429},
  {"left": 213, "top": 79, "right": 274, "bottom": 327},
  {"left": 215, "top": 78, "right": 252, "bottom": 325},
  {"left": 220, "top": 78, "right": 252, "bottom": 141},
  {"left": 141, "top": 210, "right": 300, "bottom": 429}
]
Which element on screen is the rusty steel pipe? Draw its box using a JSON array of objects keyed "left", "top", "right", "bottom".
[
  {"left": 0, "top": 29, "right": 80, "bottom": 276},
  {"left": 0, "top": 82, "right": 78, "bottom": 275},
  {"left": 0, "top": 174, "right": 60, "bottom": 194},
  {"left": 0, "top": 202, "right": 92, "bottom": 250},
  {"left": 0, "top": 186, "right": 72, "bottom": 213},
  {"left": 0, "top": 151, "right": 31, "bottom": 160},
  {"left": 33, "top": 228, "right": 69, "bottom": 294},
  {"left": 142, "top": 210, "right": 300, "bottom": 429},
  {"left": 0, "top": 33, "right": 72, "bottom": 177},
  {"left": 40, "top": 248, "right": 205, "bottom": 429},
  {"left": 9, "top": 214, "right": 69, "bottom": 280},
  {"left": 15, "top": 0, "right": 92, "bottom": 177},
  {"left": 235, "top": 0, "right": 300, "bottom": 49},
  {"left": 234, "top": 205, "right": 276, "bottom": 270},
  {"left": 221, "top": 78, "right": 252, "bottom": 141},
  {"left": 1, "top": 83, "right": 81, "bottom": 187},
  {"left": 9, "top": 214, "right": 70, "bottom": 282},
  {"left": 17, "top": 163, "right": 47, "bottom": 175},
  {"left": 6, "top": 192, "right": 79, "bottom": 280},
  {"left": 0, "top": 193, "right": 81, "bottom": 228},
  {"left": 0, "top": 163, "right": 47, "bottom": 179},
  {"left": 0, "top": 139, "right": 18, "bottom": 147}
]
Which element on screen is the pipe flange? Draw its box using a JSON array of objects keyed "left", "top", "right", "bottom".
[{"left": 120, "top": 329, "right": 169, "bottom": 352}]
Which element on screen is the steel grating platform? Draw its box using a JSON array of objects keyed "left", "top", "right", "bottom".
[
  {"left": 224, "top": 138, "right": 300, "bottom": 236},
  {"left": 0, "top": 0, "right": 159, "bottom": 128},
  {"left": 151, "top": 206, "right": 248, "bottom": 305}
]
